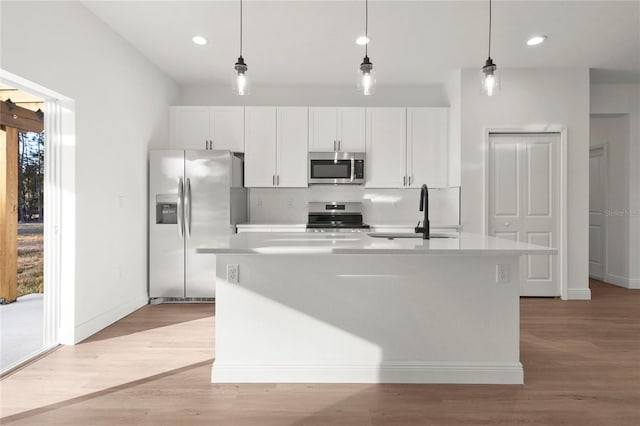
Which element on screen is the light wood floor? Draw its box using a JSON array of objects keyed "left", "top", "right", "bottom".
[{"left": 1, "top": 279, "right": 638, "bottom": 425}]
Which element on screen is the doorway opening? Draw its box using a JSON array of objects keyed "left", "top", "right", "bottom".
[{"left": 1, "top": 84, "right": 46, "bottom": 371}]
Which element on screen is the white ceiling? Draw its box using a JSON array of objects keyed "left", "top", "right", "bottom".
[{"left": 83, "top": 1, "right": 640, "bottom": 87}]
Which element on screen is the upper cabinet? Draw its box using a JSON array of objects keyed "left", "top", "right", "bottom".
[
  {"left": 365, "top": 108, "right": 407, "bottom": 188},
  {"left": 170, "top": 106, "right": 244, "bottom": 152},
  {"left": 366, "top": 107, "right": 449, "bottom": 188},
  {"left": 309, "top": 107, "right": 365, "bottom": 152},
  {"left": 244, "top": 107, "right": 308, "bottom": 188},
  {"left": 406, "top": 108, "right": 448, "bottom": 188}
]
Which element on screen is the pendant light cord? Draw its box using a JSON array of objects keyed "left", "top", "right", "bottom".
[
  {"left": 365, "top": 0, "right": 369, "bottom": 57},
  {"left": 240, "top": 0, "right": 243, "bottom": 57},
  {"left": 488, "top": 0, "right": 492, "bottom": 58}
]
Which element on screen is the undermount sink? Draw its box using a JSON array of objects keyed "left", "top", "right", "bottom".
[{"left": 368, "top": 232, "right": 458, "bottom": 239}]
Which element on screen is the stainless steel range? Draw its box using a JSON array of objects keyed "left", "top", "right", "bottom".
[{"left": 306, "top": 202, "right": 370, "bottom": 233}]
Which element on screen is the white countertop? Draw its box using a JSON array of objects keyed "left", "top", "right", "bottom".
[{"left": 198, "top": 232, "right": 556, "bottom": 255}]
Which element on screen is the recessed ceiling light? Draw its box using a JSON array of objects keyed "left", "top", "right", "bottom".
[
  {"left": 192, "top": 36, "right": 208, "bottom": 46},
  {"left": 356, "top": 36, "right": 370, "bottom": 46},
  {"left": 527, "top": 35, "right": 547, "bottom": 46}
]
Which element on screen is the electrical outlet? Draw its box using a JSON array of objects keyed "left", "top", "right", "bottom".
[
  {"left": 496, "top": 264, "right": 510, "bottom": 283},
  {"left": 227, "top": 264, "right": 239, "bottom": 284}
]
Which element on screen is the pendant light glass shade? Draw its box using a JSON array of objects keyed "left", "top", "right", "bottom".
[
  {"left": 232, "top": 56, "right": 251, "bottom": 96},
  {"left": 357, "top": 0, "right": 375, "bottom": 96},
  {"left": 358, "top": 56, "right": 376, "bottom": 96},
  {"left": 481, "top": 57, "right": 500, "bottom": 96},
  {"left": 232, "top": 0, "right": 250, "bottom": 96},
  {"left": 481, "top": 0, "right": 500, "bottom": 96}
]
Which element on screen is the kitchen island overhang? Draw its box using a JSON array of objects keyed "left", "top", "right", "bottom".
[{"left": 199, "top": 233, "right": 556, "bottom": 385}]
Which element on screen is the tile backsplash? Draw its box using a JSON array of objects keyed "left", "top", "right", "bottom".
[{"left": 248, "top": 186, "right": 460, "bottom": 226}]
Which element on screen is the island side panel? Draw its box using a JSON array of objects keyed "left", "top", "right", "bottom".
[{"left": 213, "top": 254, "right": 522, "bottom": 384}]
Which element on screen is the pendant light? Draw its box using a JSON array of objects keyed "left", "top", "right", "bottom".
[
  {"left": 481, "top": 0, "right": 500, "bottom": 96},
  {"left": 232, "top": 0, "right": 250, "bottom": 96},
  {"left": 357, "top": 0, "right": 376, "bottom": 96}
]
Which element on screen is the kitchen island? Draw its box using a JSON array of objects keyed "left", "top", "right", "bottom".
[{"left": 199, "top": 232, "right": 556, "bottom": 384}]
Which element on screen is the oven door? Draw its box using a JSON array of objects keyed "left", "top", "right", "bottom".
[{"left": 308, "top": 152, "right": 364, "bottom": 184}]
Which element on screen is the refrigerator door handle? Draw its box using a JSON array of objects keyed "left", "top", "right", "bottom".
[
  {"left": 185, "top": 178, "right": 192, "bottom": 239},
  {"left": 177, "top": 178, "right": 184, "bottom": 240}
]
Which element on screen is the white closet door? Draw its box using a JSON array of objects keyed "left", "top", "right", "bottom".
[
  {"left": 244, "top": 107, "right": 277, "bottom": 187},
  {"left": 489, "top": 133, "right": 560, "bottom": 296},
  {"left": 589, "top": 146, "right": 606, "bottom": 279}
]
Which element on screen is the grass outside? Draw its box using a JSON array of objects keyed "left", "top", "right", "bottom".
[{"left": 17, "top": 223, "right": 44, "bottom": 297}]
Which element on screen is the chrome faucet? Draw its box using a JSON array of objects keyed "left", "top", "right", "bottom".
[{"left": 415, "top": 184, "right": 430, "bottom": 239}]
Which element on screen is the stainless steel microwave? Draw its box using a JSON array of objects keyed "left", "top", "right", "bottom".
[{"left": 308, "top": 152, "right": 365, "bottom": 185}]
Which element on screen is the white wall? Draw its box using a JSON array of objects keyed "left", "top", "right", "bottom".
[
  {"left": 179, "top": 85, "right": 448, "bottom": 107},
  {"left": 591, "top": 84, "right": 640, "bottom": 289},
  {"left": 460, "top": 68, "right": 591, "bottom": 300},
  {"left": 1, "top": 2, "right": 179, "bottom": 343}
]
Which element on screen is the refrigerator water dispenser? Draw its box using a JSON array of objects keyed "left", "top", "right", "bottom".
[{"left": 155, "top": 194, "right": 177, "bottom": 224}]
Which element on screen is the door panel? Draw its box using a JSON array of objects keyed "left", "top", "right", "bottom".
[
  {"left": 526, "top": 143, "right": 551, "bottom": 216},
  {"left": 277, "top": 107, "right": 308, "bottom": 187},
  {"left": 489, "top": 133, "right": 559, "bottom": 297},
  {"left": 589, "top": 147, "right": 605, "bottom": 279},
  {"left": 244, "top": 107, "right": 277, "bottom": 187},
  {"left": 185, "top": 151, "right": 233, "bottom": 298},
  {"left": 493, "top": 143, "right": 519, "bottom": 217},
  {"left": 149, "top": 150, "right": 185, "bottom": 298}
]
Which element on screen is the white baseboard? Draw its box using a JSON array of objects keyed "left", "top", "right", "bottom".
[
  {"left": 603, "top": 273, "right": 640, "bottom": 290},
  {"left": 567, "top": 288, "right": 592, "bottom": 300},
  {"left": 62, "top": 295, "right": 148, "bottom": 344},
  {"left": 212, "top": 362, "right": 524, "bottom": 385}
]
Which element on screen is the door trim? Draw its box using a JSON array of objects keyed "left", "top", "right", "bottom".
[
  {"left": 483, "top": 127, "right": 568, "bottom": 299},
  {"left": 589, "top": 144, "right": 608, "bottom": 281}
]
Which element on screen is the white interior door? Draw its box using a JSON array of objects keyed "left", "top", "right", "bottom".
[
  {"left": 489, "top": 133, "right": 560, "bottom": 296},
  {"left": 589, "top": 146, "right": 606, "bottom": 279}
]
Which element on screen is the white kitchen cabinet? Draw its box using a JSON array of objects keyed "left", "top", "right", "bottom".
[
  {"left": 244, "top": 107, "right": 277, "bottom": 187},
  {"left": 407, "top": 108, "right": 448, "bottom": 188},
  {"left": 308, "top": 107, "right": 365, "bottom": 152},
  {"left": 277, "top": 107, "right": 308, "bottom": 187},
  {"left": 244, "top": 107, "right": 308, "bottom": 188},
  {"left": 170, "top": 107, "right": 211, "bottom": 150},
  {"left": 365, "top": 108, "right": 407, "bottom": 188},
  {"left": 366, "top": 107, "right": 449, "bottom": 188},
  {"left": 169, "top": 106, "right": 245, "bottom": 152}
]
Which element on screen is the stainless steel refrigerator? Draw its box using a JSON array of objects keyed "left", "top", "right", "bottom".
[{"left": 149, "top": 150, "right": 246, "bottom": 300}]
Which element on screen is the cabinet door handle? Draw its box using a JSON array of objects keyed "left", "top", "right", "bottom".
[
  {"left": 333, "top": 140, "right": 336, "bottom": 151},
  {"left": 408, "top": 176, "right": 412, "bottom": 186},
  {"left": 403, "top": 176, "right": 406, "bottom": 187},
  {"left": 273, "top": 175, "right": 275, "bottom": 186},
  {"left": 276, "top": 175, "right": 280, "bottom": 186},
  {"left": 338, "top": 140, "right": 341, "bottom": 151}
]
